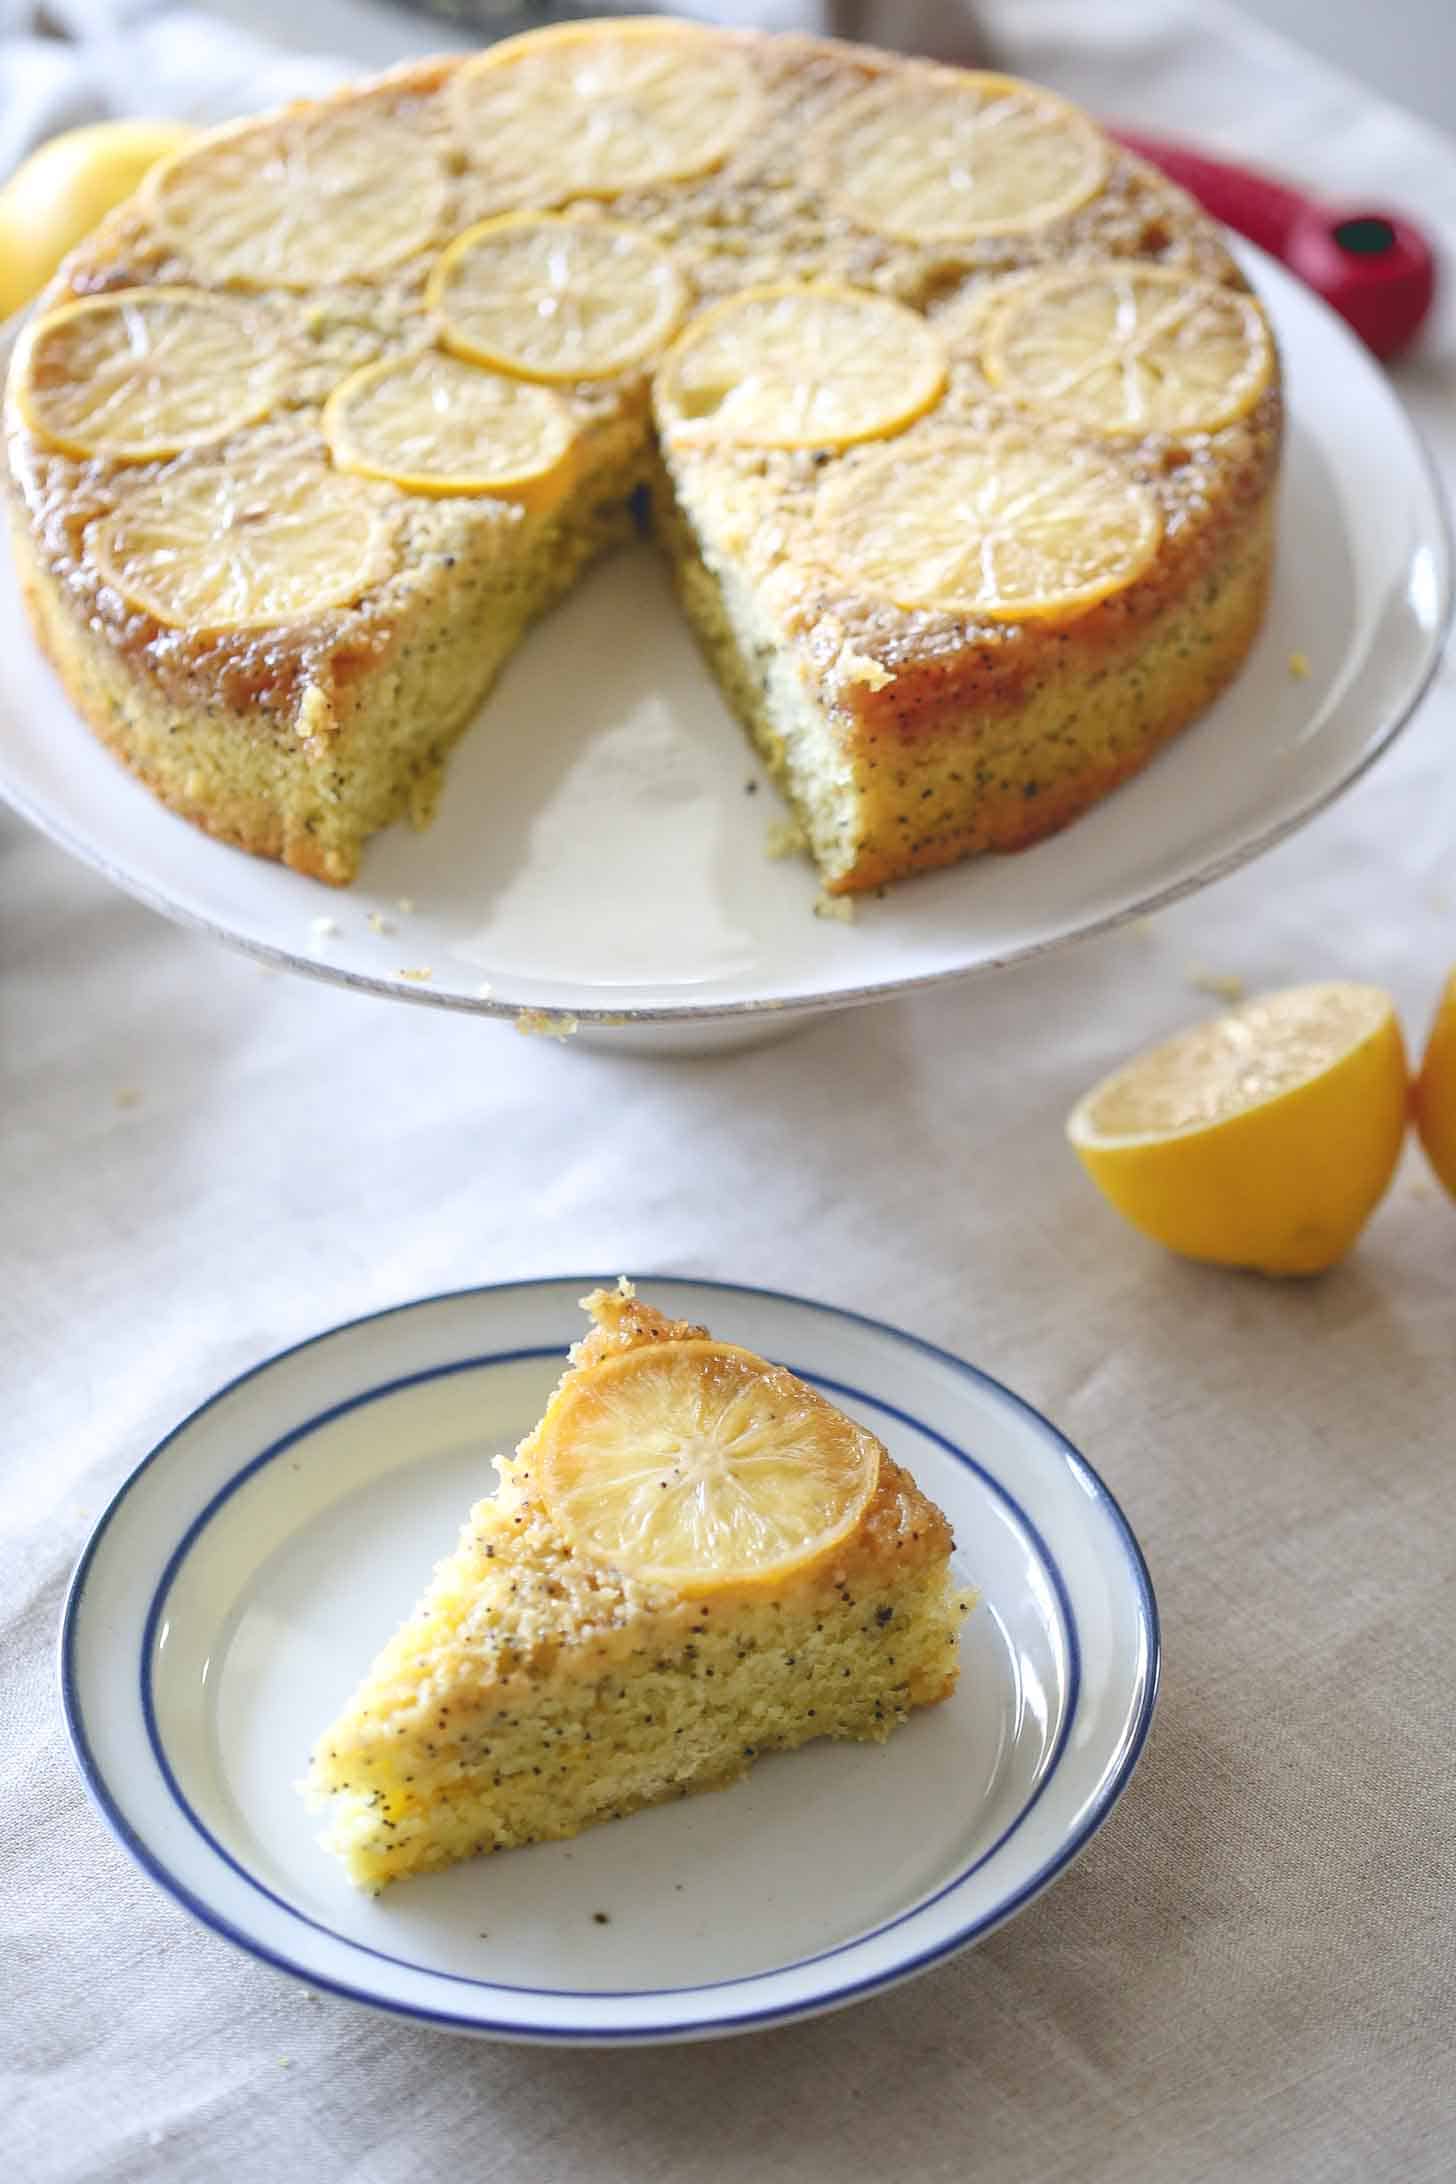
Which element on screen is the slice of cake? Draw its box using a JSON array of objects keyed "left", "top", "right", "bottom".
[{"left": 304, "top": 1282, "right": 970, "bottom": 1888}]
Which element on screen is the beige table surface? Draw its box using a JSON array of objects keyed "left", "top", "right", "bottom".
[{"left": 5, "top": 2, "right": 1455, "bottom": 2177}]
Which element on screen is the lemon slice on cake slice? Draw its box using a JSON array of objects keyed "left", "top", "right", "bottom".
[
  {"left": 536, "top": 1336, "right": 882, "bottom": 1595},
  {"left": 807, "top": 69, "right": 1108, "bottom": 244},
  {"left": 815, "top": 426, "right": 1161, "bottom": 620},
  {"left": 89, "top": 447, "right": 397, "bottom": 630},
  {"left": 429, "top": 213, "right": 687, "bottom": 383},
  {"left": 12, "top": 288, "right": 287, "bottom": 463},
  {"left": 1067, "top": 982, "right": 1409, "bottom": 1275},
  {"left": 142, "top": 102, "right": 449, "bottom": 289},
  {"left": 654, "top": 283, "right": 947, "bottom": 450},
  {"left": 449, "top": 18, "right": 759, "bottom": 201},
  {"left": 324, "top": 352, "right": 576, "bottom": 500},
  {"left": 981, "top": 261, "right": 1275, "bottom": 436}
]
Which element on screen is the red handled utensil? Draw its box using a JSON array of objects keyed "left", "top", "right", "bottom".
[{"left": 1110, "top": 126, "right": 1437, "bottom": 361}]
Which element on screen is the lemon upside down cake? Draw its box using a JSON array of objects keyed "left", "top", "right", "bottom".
[
  {"left": 304, "top": 1285, "right": 970, "bottom": 1888},
  {"left": 3, "top": 17, "right": 1280, "bottom": 893}
]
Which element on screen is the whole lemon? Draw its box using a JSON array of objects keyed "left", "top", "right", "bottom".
[
  {"left": 0, "top": 120, "right": 196, "bottom": 322},
  {"left": 1413, "top": 969, "right": 1456, "bottom": 1200}
]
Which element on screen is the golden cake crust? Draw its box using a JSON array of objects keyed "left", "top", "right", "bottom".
[{"left": 4, "top": 26, "right": 1280, "bottom": 891}]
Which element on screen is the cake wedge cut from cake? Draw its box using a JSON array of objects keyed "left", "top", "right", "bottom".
[{"left": 303, "top": 1282, "right": 971, "bottom": 1889}]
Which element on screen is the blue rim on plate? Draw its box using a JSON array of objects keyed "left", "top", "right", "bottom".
[{"left": 60, "top": 1276, "right": 1161, "bottom": 2041}]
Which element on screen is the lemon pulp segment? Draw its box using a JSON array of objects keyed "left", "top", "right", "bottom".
[
  {"left": 13, "top": 288, "right": 286, "bottom": 462},
  {"left": 429, "top": 213, "right": 687, "bottom": 382},
  {"left": 982, "top": 261, "right": 1275, "bottom": 436},
  {"left": 815, "top": 428, "right": 1161, "bottom": 619},
  {"left": 88, "top": 450, "right": 397, "bottom": 630},
  {"left": 143, "top": 104, "right": 449, "bottom": 288},
  {"left": 536, "top": 1337, "right": 881, "bottom": 1594},
  {"left": 654, "top": 283, "right": 947, "bottom": 450},
  {"left": 449, "top": 20, "right": 759, "bottom": 201},
  {"left": 808, "top": 70, "right": 1108, "bottom": 244},
  {"left": 323, "top": 351, "right": 576, "bottom": 497}
]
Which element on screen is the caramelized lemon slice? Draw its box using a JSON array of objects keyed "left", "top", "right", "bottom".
[
  {"left": 982, "top": 262, "right": 1274, "bottom": 436},
  {"left": 536, "top": 1338, "right": 881, "bottom": 1595},
  {"left": 815, "top": 428, "right": 1161, "bottom": 620},
  {"left": 13, "top": 288, "right": 286, "bottom": 463},
  {"left": 143, "top": 103, "right": 449, "bottom": 289},
  {"left": 654, "top": 283, "right": 947, "bottom": 450},
  {"left": 449, "top": 19, "right": 759, "bottom": 202},
  {"left": 808, "top": 70, "right": 1108, "bottom": 244},
  {"left": 1067, "top": 983, "right": 1409, "bottom": 1275},
  {"left": 88, "top": 448, "right": 396, "bottom": 629},
  {"left": 324, "top": 352, "right": 575, "bottom": 499},
  {"left": 429, "top": 213, "right": 687, "bottom": 383}
]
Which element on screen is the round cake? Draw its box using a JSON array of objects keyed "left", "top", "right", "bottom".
[{"left": 1, "top": 18, "right": 1281, "bottom": 891}]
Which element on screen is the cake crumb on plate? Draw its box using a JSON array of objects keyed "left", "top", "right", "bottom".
[{"left": 1186, "top": 966, "right": 1246, "bottom": 1003}]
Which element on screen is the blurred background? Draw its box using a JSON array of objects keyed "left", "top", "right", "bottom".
[{"left": 204, "top": 0, "right": 1454, "bottom": 129}]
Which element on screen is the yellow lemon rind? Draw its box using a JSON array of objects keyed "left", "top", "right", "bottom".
[{"left": 1412, "top": 971, "right": 1456, "bottom": 1202}]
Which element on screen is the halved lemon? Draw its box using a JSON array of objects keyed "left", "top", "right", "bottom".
[
  {"left": 536, "top": 1337, "right": 881, "bottom": 1595},
  {"left": 1413, "top": 969, "right": 1456, "bottom": 1201},
  {"left": 12, "top": 287, "right": 286, "bottom": 463},
  {"left": 814, "top": 427, "right": 1161, "bottom": 620},
  {"left": 982, "top": 262, "right": 1275, "bottom": 436},
  {"left": 1067, "top": 982, "right": 1409, "bottom": 1275},
  {"left": 323, "top": 351, "right": 576, "bottom": 500},
  {"left": 142, "top": 102, "right": 449, "bottom": 289},
  {"left": 88, "top": 448, "right": 397, "bottom": 630},
  {"left": 807, "top": 69, "right": 1108, "bottom": 245},
  {"left": 449, "top": 19, "right": 759, "bottom": 203},
  {"left": 654, "top": 283, "right": 947, "bottom": 450},
  {"left": 428, "top": 213, "right": 687, "bottom": 383}
]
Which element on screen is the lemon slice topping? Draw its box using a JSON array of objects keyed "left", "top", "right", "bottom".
[
  {"left": 654, "top": 283, "right": 947, "bottom": 451},
  {"left": 1067, "top": 983, "right": 1409, "bottom": 1276},
  {"left": 324, "top": 351, "right": 576, "bottom": 499},
  {"left": 88, "top": 448, "right": 396, "bottom": 629},
  {"left": 808, "top": 70, "right": 1108, "bottom": 244},
  {"left": 450, "top": 20, "right": 759, "bottom": 202},
  {"left": 981, "top": 262, "right": 1275, "bottom": 436},
  {"left": 143, "top": 103, "right": 449, "bottom": 289},
  {"left": 815, "top": 428, "right": 1161, "bottom": 620},
  {"left": 536, "top": 1338, "right": 882, "bottom": 1595},
  {"left": 12, "top": 288, "right": 287, "bottom": 463},
  {"left": 429, "top": 213, "right": 687, "bottom": 383}
]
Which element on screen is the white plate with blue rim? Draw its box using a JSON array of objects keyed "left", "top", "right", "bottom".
[
  {"left": 2, "top": 241, "right": 1451, "bottom": 1055},
  {"left": 62, "top": 1274, "right": 1159, "bottom": 2044}
]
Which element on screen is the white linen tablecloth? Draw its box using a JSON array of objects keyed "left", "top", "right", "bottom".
[{"left": 4, "top": 3, "right": 1455, "bottom": 2177}]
